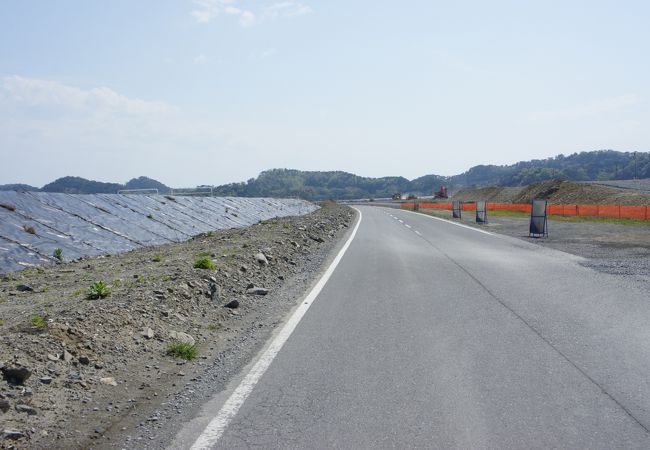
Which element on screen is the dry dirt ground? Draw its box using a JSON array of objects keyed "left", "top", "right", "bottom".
[
  {"left": 452, "top": 179, "right": 650, "bottom": 205},
  {"left": 0, "top": 203, "right": 354, "bottom": 450}
]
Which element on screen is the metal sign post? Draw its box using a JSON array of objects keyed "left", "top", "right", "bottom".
[
  {"left": 476, "top": 201, "right": 488, "bottom": 224},
  {"left": 529, "top": 199, "right": 548, "bottom": 237},
  {"left": 452, "top": 200, "right": 462, "bottom": 219}
]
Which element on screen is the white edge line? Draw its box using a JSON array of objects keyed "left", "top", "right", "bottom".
[
  {"left": 190, "top": 207, "right": 363, "bottom": 450},
  {"left": 398, "top": 208, "right": 494, "bottom": 236}
]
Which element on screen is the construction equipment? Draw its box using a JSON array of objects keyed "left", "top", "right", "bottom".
[{"left": 434, "top": 185, "right": 448, "bottom": 199}]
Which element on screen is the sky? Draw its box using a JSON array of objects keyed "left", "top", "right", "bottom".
[{"left": 1, "top": 0, "right": 649, "bottom": 187}]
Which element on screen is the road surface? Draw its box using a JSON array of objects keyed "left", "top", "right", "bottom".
[{"left": 176, "top": 205, "right": 650, "bottom": 449}]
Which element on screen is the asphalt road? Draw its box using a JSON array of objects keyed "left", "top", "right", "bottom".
[{"left": 179, "top": 206, "right": 650, "bottom": 449}]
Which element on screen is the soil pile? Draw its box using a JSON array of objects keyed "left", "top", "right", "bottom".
[
  {"left": 0, "top": 202, "right": 354, "bottom": 449},
  {"left": 453, "top": 179, "right": 650, "bottom": 205}
]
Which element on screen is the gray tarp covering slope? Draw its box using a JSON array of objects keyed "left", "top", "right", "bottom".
[{"left": 0, "top": 192, "right": 317, "bottom": 273}]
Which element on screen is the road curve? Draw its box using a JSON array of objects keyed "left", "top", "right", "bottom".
[{"left": 179, "top": 205, "right": 650, "bottom": 449}]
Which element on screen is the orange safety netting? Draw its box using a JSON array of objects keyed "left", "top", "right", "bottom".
[{"left": 402, "top": 202, "right": 649, "bottom": 220}]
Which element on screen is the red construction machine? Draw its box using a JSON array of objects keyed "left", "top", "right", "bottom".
[{"left": 434, "top": 185, "right": 448, "bottom": 199}]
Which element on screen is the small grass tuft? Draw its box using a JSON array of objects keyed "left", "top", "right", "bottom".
[
  {"left": 207, "top": 323, "right": 222, "bottom": 331},
  {"left": 53, "top": 248, "right": 63, "bottom": 262},
  {"left": 31, "top": 315, "right": 47, "bottom": 329},
  {"left": 70, "top": 287, "right": 84, "bottom": 297},
  {"left": 152, "top": 255, "right": 162, "bottom": 262},
  {"left": 0, "top": 319, "right": 5, "bottom": 327},
  {"left": 87, "top": 281, "right": 111, "bottom": 299},
  {"left": 193, "top": 257, "right": 215, "bottom": 270},
  {"left": 166, "top": 341, "right": 198, "bottom": 360}
]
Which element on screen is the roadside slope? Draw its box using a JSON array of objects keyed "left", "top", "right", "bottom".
[{"left": 0, "top": 203, "right": 353, "bottom": 449}]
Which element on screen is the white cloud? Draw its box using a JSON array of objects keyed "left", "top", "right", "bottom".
[
  {"left": 0, "top": 75, "right": 246, "bottom": 186},
  {"left": 190, "top": 0, "right": 224, "bottom": 23},
  {"left": 193, "top": 53, "right": 208, "bottom": 64},
  {"left": 263, "top": 1, "right": 312, "bottom": 19},
  {"left": 529, "top": 95, "right": 640, "bottom": 122},
  {"left": 239, "top": 10, "right": 256, "bottom": 27},
  {"left": 262, "top": 48, "right": 278, "bottom": 58},
  {"left": 0, "top": 75, "right": 174, "bottom": 116},
  {"left": 189, "top": 0, "right": 310, "bottom": 27}
]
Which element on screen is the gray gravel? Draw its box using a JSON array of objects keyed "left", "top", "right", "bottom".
[
  {"left": 581, "top": 179, "right": 650, "bottom": 191},
  {"left": 402, "top": 207, "right": 650, "bottom": 286}
]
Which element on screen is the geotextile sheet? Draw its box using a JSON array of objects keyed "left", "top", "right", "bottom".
[{"left": 0, "top": 192, "right": 317, "bottom": 273}]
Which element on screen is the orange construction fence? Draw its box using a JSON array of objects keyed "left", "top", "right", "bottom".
[{"left": 401, "top": 202, "right": 649, "bottom": 220}]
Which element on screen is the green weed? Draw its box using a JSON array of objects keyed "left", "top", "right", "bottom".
[
  {"left": 193, "top": 257, "right": 215, "bottom": 270},
  {"left": 53, "top": 248, "right": 63, "bottom": 262},
  {"left": 166, "top": 342, "right": 198, "bottom": 360},
  {"left": 87, "top": 281, "right": 111, "bottom": 299},
  {"left": 31, "top": 315, "right": 47, "bottom": 329}
]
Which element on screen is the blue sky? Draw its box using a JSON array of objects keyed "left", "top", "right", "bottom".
[{"left": 1, "top": 0, "right": 649, "bottom": 187}]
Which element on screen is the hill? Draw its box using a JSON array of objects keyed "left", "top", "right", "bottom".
[
  {"left": 211, "top": 150, "right": 650, "bottom": 200},
  {"left": 212, "top": 169, "right": 417, "bottom": 200},
  {"left": 454, "top": 150, "right": 649, "bottom": 187},
  {"left": 0, "top": 176, "right": 172, "bottom": 194},
  {"left": 0, "top": 183, "right": 40, "bottom": 192},
  {"left": 1, "top": 150, "right": 648, "bottom": 198},
  {"left": 452, "top": 179, "right": 650, "bottom": 205}
]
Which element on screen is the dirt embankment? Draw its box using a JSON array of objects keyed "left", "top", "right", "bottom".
[
  {"left": 453, "top": 179, "right": 650, "bottom": 205},
  {"left": 0, "top": 203, "right": 354, "bottom": 449}
]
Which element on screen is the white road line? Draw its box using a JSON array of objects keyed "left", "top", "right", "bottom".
[
  {"left": 189, "top": 208, "right": 363, "bottom": 450},
  {"left": 415, "top": 230, "right": 421, "bottom": 236},
  {"left": 398, "top": 219, "right": 404, "bottom": 223},
  {"left": 405, "top": 224, "right": 412, "bottom": 229},
  {"left": 400, "top": 209, "right": 493, "bottom": 236}
]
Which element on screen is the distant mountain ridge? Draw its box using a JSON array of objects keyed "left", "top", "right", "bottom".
[
  {"left": 213, "top": 150, "right": 650, "bottom": 200},
  {"left": 0, "top": 176, "right": 171, "bottom": 195},
  {"left": 1, "top": 150, "right": 648, "bottom": 199}
]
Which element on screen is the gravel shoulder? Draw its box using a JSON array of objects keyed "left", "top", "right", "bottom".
[
  {"left": 0, "top": 203, "right": 354, "bottom": 449},
  {"left": 411, "top": 207, "right": 650, "bottom": 287}
]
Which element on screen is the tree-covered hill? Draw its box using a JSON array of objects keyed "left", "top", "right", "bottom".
[
  {"left": 1, "top": 150, "right": 648, "bottom": 199},
  {"left": 0, "top": 183, "right": 40, "bottom": 192},
  {"left": 1, "top": 176, "right": 172, "bottom": 194},
  {"left": 212, "top": 150, "right": 650, "bottom": 200}
]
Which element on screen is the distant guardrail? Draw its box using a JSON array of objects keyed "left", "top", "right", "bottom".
[
  {"left": 170, "top": 187, "right": 214, "bottom": 197},
  {"left": 117, "top": 188, "right": 159, "bottom": 195},
  {"left": 402, "top": 202, "right": 650, "bottom": 220}
]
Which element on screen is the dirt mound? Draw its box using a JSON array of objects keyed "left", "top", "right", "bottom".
[
  {"left": 450, "top": 186, "right": 522, "bottom": 203},
  {"left": 453, "top": 179, "right": 650, "bottom": 205}
]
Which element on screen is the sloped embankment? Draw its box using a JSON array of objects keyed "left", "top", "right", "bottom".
[
  {"left": 0, "top": 202, "right": 354, "bottom": 449},
  {"left": 453, "top": 179, "right": 650, "bottom": 205},
  {"left": 0, "top": 192, "right": 317, "bottom": 274}
]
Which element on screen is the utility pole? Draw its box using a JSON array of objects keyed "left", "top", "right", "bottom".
[{"left": 634, "top": 151, "right": 637, "bottom": 180}]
